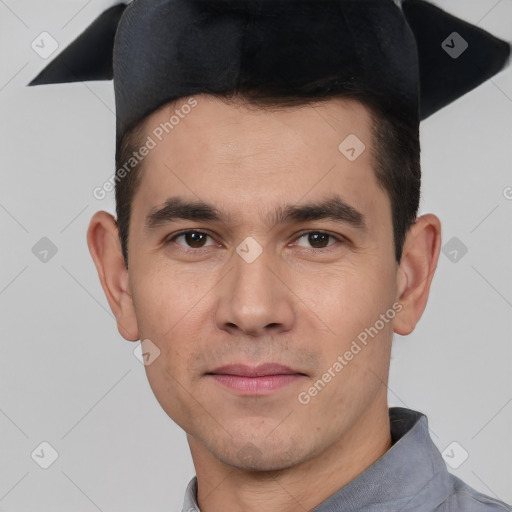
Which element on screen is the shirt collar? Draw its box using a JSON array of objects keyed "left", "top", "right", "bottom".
[{"left": 181, "top": 407, "right": 453, "bottom": 512}]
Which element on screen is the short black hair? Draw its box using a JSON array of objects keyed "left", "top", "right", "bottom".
[{"left": 115, "top": 87, "right": 420, "bottom": 269}]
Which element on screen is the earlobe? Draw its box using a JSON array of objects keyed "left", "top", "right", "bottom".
[
  {"left": 86, "top": 211, "right": 140, "bottom": 341},
  {"left": 393, "top": 214, "right": 442, "bottom": 336}
]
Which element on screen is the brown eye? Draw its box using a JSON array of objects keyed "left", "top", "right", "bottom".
[
  {"left": 295, "top": 231, "right": 340, "bottom": 249},
  {"left": 168, "top": 231, "right": 215, "bottom": 249}
]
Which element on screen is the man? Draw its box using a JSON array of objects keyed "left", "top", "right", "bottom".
[{"left": 30, "top": 0, "right": 511, "bottom": 510}]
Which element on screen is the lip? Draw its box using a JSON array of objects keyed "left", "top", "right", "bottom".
[
  {"left": 206, "top": 363, "right": 307, "bottom": 396},
  {"left": 208, "top": 363, "right": 306, "bottom": 377}
]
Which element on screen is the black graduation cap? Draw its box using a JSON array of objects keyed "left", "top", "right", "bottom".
[{"left": 28, "top": 0, "right": 510, "bottom": 149}]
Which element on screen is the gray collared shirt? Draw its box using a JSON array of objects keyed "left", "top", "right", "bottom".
[{"left": 181, "top": 407, "right": 511, "bottom": 511}]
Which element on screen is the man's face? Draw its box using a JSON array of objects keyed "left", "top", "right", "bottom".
[{"left": 125, "top": 94, "right": 401, "bottom": 470}]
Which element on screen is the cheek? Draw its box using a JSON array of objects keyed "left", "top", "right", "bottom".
[
  {"left": 134, "top": 272, "right": 203, "bottom": 426},
  {"left": 131, "top": 266, "right": 211, "bottom": 381},
  {"left": 131, "top": 264, "right": 210, "bottom": 337},
  {"left": 301, "top": 259, "right": 396, "bottom": 336},
  {"left": 295, "top": 265, "right": 395, "bottom": 416}
]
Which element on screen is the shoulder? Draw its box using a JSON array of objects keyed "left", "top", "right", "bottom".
[{"left": 436, "top": 475, "right": 512, "bottom": 512}]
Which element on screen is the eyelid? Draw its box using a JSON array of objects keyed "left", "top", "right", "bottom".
[
  {"left": 291, "top": 230, "right": 347, "bottom": 249},
  {"left": 292, "top": 229, "right": 347, "bottom": 242},
  {"left": 164, "top": 229, "right": 217, "bottom": 249}
]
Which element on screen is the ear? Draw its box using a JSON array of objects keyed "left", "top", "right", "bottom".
[
  {"left": 393, "top": 213, "right": 442, "bottom": 336},
  {"left": 86, "top": 210, "right": 140, "bottom": 341}
]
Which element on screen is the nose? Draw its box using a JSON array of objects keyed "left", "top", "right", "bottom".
[{"left": 214, "top": 244, "right": 295, "bottom": 337}]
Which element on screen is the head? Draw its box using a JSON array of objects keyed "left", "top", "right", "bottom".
[{"left": 87, "top": 88, "right": 441, "bottom": 472}]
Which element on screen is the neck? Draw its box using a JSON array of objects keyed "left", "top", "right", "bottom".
[{"left": 187, "top": 398, "right": 392, "bottom": 512}]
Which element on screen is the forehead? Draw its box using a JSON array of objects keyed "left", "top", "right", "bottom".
[
  {"left": 140, "top": 94, "right": 374, "bottom": 162},
  {"left": 131, "top": 94, "right": 390, "bottom": 234}
]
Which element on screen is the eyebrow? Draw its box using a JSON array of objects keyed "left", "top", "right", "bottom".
[{"left": 144, "top": 195, "right": 368, "bottom": 233}]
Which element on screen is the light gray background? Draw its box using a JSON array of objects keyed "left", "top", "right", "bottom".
[{"left": 0, "top": 1, "right": 511, "bottom": 510}]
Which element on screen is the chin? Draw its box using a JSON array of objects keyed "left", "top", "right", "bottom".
[
  {"left": 222, "top": 447, "right": 303, "bottom": 473},
  {"left": 209, "top": 433, "right": 308, "bottom": 472}
]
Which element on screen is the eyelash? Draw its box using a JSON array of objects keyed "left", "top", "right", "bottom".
[{"left": 164, "top": 229, "right": 347, "bottom": 253}]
